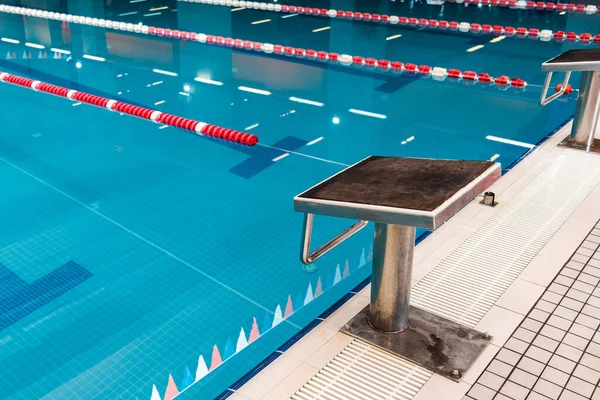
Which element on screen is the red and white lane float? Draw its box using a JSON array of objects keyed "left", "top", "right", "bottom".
[
  {"left": 0, "top": 71, "right": 258, "bottom": 146},
  {"left": 177, "top": 0, "right": 599, "bottom": 42},
  {"left": 182, "top": 0, "right": 599, "bottom": 15},
  {"left": 0, "top": 5, "right": 528, "bottom": 90},
  {"left": 456, "top": 0, "right": 598, "bottom": 14}
]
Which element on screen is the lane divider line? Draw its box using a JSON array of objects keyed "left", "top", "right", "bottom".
[
  {"left": 180, "top": 0, "right": 600, "bottom": 43},
  {"left": 0, "top": 71, "right": 258, "bottom": 146},
  {"left": 0, "top": 5, "right": 529, "bottom": 89},
  {"left": 485, "top": 135, "right": 535, "bottom": 148}
]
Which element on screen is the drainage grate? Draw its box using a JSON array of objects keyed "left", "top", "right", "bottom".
[
  {"left": 291, "top": 340, "right": 432, "bottom": 400},
  {"left": 411, "top": 152, "right": 600, "bottom": 327}
]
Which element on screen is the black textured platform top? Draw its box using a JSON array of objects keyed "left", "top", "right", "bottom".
[
  {"left": 546, "top": 49, "right": 600, "bottom": 64},
  {"left": 298, "top": 156, "right": 496, "bottom": 212}
]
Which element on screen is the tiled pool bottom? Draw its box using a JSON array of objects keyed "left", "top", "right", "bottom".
[
  {"left": 0, "top": 100, "right": 572, "bottom": 400},
  {"left": 0, "top": 87, "right": 384, "bottom": 400},
  {"left": 0, "top": 125, "right": 555, "bottom": 400},
  {"left": 0, "top": 174, "right": 375, "bottom": 400}
]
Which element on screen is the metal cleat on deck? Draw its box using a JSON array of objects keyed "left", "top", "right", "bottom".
[
  {"left": 294, "top": 156, "right": 501, "bottom": 380},
  {"left": 540, "top": 49, "right": 600, "bottom": 153}
]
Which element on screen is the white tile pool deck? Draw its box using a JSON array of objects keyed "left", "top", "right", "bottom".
[{"left": 230, "top": 122, "right": 600, "bottom": 400}]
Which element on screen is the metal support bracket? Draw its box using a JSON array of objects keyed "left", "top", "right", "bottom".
[
  {"left": 300, "top": 213, "right": 368, "bottom": 264},
  {"left": 540, "top": 70, "right": 571, "bottom": 106}
]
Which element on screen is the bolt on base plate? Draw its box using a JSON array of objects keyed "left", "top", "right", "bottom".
[{"left": 341, "top": 306, "right": 491, "bottom": 381}]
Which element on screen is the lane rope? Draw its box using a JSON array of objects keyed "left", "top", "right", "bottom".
[
  {"left": 180, "top": 0, "right": 600, "bottom": 43},
  {"left": 447, "top": 0, "right": 598, "bottom": 14},
  {"left": 0, "top": 5, "right": 529, "bottom": 89},
  {"left": 187, "top": 0, "right": 600, "bottom": 14},
  {"left": 0, "top": 71, "right": 258, "bottom": 146}
]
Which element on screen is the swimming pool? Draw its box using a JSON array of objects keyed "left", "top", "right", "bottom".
[{"left": 0, "top": 0, "right": 592, "bottom": 398}]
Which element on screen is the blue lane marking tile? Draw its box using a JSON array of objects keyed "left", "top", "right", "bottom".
[
  {"left": 0, "top": 261, "right": 92, "bottom": 332},
  {"left": 229, "top": 136, "right": 308, "bottom": 179},
  {"left": 466, "top": 35, "right": 492, "bottom": 45},
  {"left": 375, "top": 75, "right": 423, "bottom": 93}
]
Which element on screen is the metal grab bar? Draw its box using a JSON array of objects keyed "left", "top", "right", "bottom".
[
  {"left": 540, "top": 70, "right": 572, "bottom": 106},
  {"left": 300, "top": 213, "right": 368, "bottom": 264}
]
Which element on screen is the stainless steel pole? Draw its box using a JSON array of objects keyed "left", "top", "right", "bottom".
[
  {"left": 571, "top": 71, "right": 600, "bottom": 151},
  {"left": 369, "top": 223, "right": 416, "bottom": 332}
]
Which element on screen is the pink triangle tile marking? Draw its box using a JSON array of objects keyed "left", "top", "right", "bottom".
[
  {"left": 248, "top": 317, "right": 260, "bottom": 343},
  {"left": 210, "top": 344, "right": 223, "bottom": 371},
  {"left": 314, "top": 277, "right": 323, "bottom": 297},
  {"left": 164, "top": 375, "right": 179, "bottom": 400},
  {"left": 284, "top": 295, "right": 294, "bottom": 318}
]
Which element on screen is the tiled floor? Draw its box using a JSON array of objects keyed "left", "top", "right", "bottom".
[{"left": 464, "top": 221, "right": 600, "bottom": 400}]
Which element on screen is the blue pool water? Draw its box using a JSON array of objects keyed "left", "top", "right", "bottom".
[{"left": 0, "top": 0, "right": 593, "bottom": 398}]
